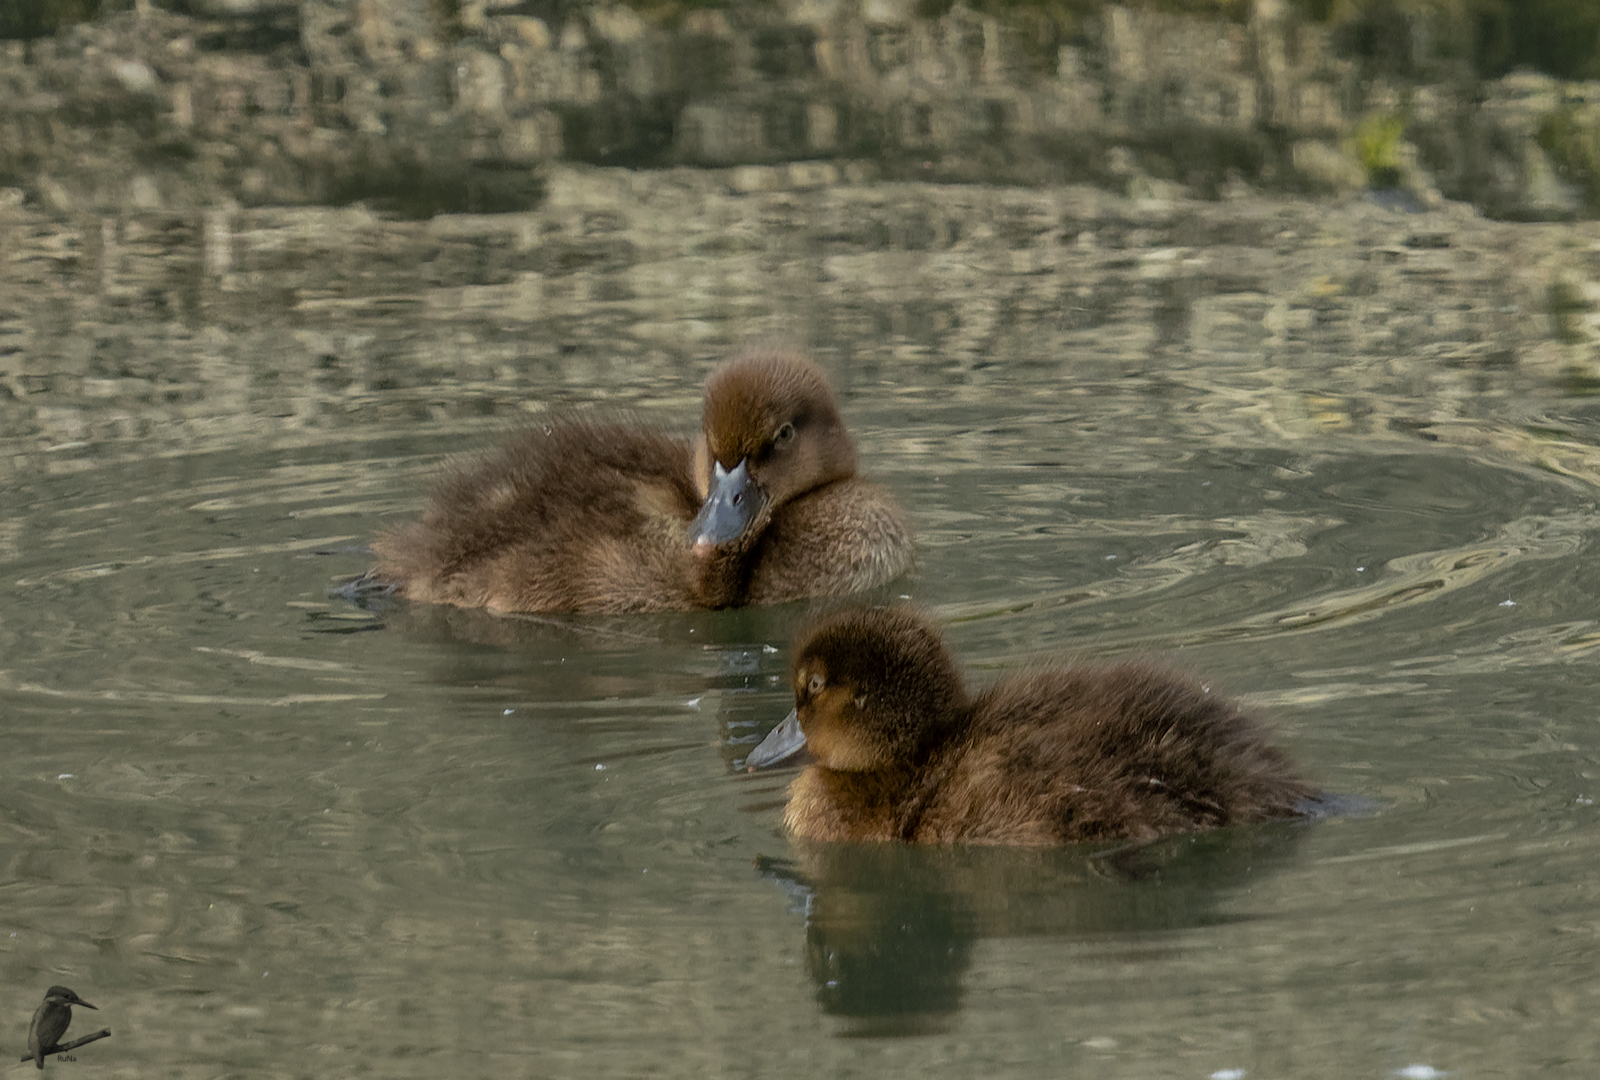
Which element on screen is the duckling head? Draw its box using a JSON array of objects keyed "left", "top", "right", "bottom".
[
  {"left": 689, "top": 349, "right": 857, "bottom": 554},
  {"left": 749, "top": 607, "right": 968, "bottom": 771}
]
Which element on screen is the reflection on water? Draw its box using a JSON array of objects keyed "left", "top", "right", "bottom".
[
  {"left": 5, "top": 181, "right": 1600, "bottom": 1076},
  {"left": 4, "top": 367, "right": 1600, "bottom": 1075},
  {"left": 758, "top": 823, "right": 1311, "bottom": 1038}
]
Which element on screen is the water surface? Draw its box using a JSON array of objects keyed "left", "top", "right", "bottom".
[{"left": 5, "top": 185, "right": 1600, "bottom": 1078}]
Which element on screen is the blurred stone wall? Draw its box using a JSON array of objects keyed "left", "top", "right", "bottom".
[{"left": 1, "top": 0, "right": 1597, "bottom": 219}]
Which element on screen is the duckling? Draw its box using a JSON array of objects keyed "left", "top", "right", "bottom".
[
  {"left": 746, "top": 607, "right": 1314, "bottom": 845},
  {"left": 28, "top": 986, "right": 95, "bottom": 1069},
  {"left": 369, "top": 348, "right": 912, "bottom": 613}
]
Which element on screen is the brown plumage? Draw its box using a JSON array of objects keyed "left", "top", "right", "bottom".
[
  {"left": 748, "top": 607, "right": 1314, "bottom": 846},
  {"left": 369, "top": 348, "right": 912, "bottom": 613}
]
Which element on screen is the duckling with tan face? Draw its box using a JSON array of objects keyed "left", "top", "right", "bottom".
[
  {"left": 748, "top": 607, "right": 1315, "bottom": 846},
  {"left": 370, "top": 348, "right": 912, "bottom": 613}
]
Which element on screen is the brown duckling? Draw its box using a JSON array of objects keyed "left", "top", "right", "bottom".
[
  {"left": 746, "top": 606, "right": 1314, "bottom": 845},
  {"left": 369, "top": 348, "right": 912, "bottom": 613}
]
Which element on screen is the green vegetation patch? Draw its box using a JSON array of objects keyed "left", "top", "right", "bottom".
[
  {"left": 1292, "top": 0, "right": 1600, "bottom": 80},
  {"left": 1351, "top": 111, "right": 1405, "bottom": 188},
  {"left": 1537, "top": 107, "right": 1600, "bottom": 216}
]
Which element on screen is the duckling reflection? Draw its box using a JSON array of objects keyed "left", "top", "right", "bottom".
[
  {"left": 747, "top": 606, "right": 1315, "bottom": 844},
  {"left": 368, "top": 347, "right": 912, "bottom": 613},
  {"left": 754, "top": 824, "right": 1311, "bottom": 1035}
]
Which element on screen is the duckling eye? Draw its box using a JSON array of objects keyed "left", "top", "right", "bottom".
[
  {"left": 775, "top": 422, "right": 796, "bottom": 445},
  {"left": 807, "top": 673, "right": 825, "bottom": 695}
]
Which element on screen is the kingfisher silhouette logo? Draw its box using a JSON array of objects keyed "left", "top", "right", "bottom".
[{"left": 21, "top": 987, "right": 111, "bottom": 1069}]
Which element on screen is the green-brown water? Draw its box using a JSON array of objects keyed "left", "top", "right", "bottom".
[{"left": 5, "top": 179, "right": 1600, "bottom": 1077}]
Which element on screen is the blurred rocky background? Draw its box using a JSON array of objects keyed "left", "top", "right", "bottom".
[{"left": 2, "top": 0, "right": 1598, "bottom": 219}]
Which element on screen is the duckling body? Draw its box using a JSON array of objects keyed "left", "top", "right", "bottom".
[
  {"left": 750, "top": 607, "right": 1313, "bottom": 846},
  {"left": 370, "top": 349, "right": 912, "bottom": 613}
]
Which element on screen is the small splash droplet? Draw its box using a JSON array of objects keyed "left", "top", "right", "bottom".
[
  {"left": 1499, "top": 599, "right": 1516, "bottom": 607},
  {"left": 1105, "top": 554, "right": 1117, "bottom": 561},
  {"left": 595, "top": 763, "right": 607, "bottom": 771},
  {"left": 502, "top": 708, "right": 515, "bottom": 716},
  {"left": 1395, "top": 1067, "right": 1446, "bottom": 1080},
  {"left": 1211, "top": 1070, "right": 1246, "bottom": 1080},
  {"left": 57, "top": 774, "right": 74, "bottom": 780}
]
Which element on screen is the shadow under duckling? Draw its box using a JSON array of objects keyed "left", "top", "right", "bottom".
[
  {"left": 368, "top": 348, "right": 912, "bottom": 613},
  {"left": 746, "top": 606, "right": 1315, "bottom": 845}
]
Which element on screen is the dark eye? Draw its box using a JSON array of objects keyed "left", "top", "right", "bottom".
[
  {"left": 807, "top": 673, "right": 825, "bottom": 695},
  {"left": 775, "top": 422, "right": 796, "bottom": 444}
]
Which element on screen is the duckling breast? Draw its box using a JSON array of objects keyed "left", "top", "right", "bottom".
[{"left": 745, "top": 478, "right": 913, "bottom": 604}]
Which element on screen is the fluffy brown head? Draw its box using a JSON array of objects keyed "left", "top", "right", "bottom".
[
  {"left": 697, "top": 348, "right": 857, "bottom": 509},
  {"left": 791, "top": 607, "right": 969, "bottom": 771}
]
